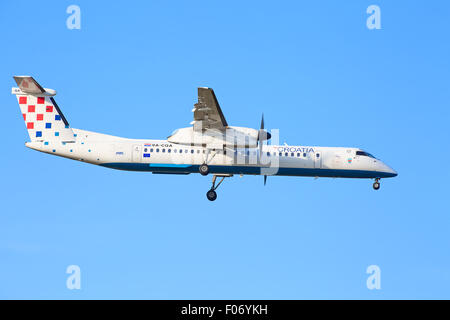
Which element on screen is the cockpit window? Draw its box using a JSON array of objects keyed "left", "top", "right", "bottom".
[{"left": 356, "top": 151, "right": 376, "bottom": 158}]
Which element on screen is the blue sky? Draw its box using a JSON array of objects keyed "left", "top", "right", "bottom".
[{"left": 0, "top": 0, "right": 449, "bottom": 299}]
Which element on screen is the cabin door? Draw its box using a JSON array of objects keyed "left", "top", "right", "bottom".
[
  {"left": 132, "top": 144, "right": 142, "bottom": 163},
  {"left": 314, "top": 151, "right": 322, "bottom": 169}
]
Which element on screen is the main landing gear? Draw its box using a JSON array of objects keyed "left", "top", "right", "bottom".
[
  {"left": 206, "top": 189, "right": 217, "bottom": 201},
  {"left": 199, "top": 149, "right": 219, "bottom": 176},
  {"left": 199, "top": 163, "right": 209, "bottom": 176},
  {"left": 206, "top": 175, "right": 228, "bottom": 201},
  {"left": 373, "top": 178, "right": 381, "bottom": 190}
]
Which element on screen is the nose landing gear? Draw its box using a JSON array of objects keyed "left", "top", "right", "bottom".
[
  {"left": 206, "top": 175, "right": 230, "bottom": 201},
  {"left": 373, "top": 178, "right": 380, "bottom": 190}
]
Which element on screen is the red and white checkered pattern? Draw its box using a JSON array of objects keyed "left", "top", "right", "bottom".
[{"left": 15, "top": 94, "right": 75, "bottom": 142}]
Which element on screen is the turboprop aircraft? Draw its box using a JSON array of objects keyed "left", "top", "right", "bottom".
[{"left": 12, "top": 76, "right": 397, "bottom": 201}]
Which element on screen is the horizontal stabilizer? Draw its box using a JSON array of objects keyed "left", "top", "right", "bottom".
[{"left": 13, "top": 76, "right": 46, "bottom": 94}]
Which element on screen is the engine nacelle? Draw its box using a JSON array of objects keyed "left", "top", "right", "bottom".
[{"left": 168, "top": 126, "right": 261, "bottom": 148}]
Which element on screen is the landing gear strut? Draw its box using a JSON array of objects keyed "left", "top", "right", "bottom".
[
  {"left": 206, "top": 175, "right": 227, "bottom": 201},
  {"left": 373, "top": 178, "right": 380, "bottom": 190}
]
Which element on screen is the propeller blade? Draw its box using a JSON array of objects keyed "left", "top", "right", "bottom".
[
  {"left": 264, "top": 175, "right": 267, "bottom": 186},
  {"left": 258, "top": 113, "right": 271, "bottom": 141}
]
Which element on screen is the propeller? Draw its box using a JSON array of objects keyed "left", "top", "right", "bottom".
[
  {"left": 257, "top": 113, "right": 271, "bottom": 142},
  {"left": 257, "top": 113, "right": 271, "bottom": 186}
]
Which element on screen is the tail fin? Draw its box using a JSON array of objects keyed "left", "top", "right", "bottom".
[{"left": 12, "top": 76, "right": 75, "bottom": 142}]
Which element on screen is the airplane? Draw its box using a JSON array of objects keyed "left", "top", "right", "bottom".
[{"left": 12, "top": 76, "right": 397, "bottom": 201}]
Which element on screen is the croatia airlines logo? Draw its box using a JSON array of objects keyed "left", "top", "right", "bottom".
[{"left": 348, "top": 158, "right": 352, "bottom": 164}]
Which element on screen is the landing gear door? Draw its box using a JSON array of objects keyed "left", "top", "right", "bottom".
[
  {"left": 132, "top": 144, "right": 142, "bottom": 163},
  {"left": 314, "top": 151, "right": 322, "bottom": 169}
]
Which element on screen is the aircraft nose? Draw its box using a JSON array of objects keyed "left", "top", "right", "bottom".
[
  {"left": 381, "top": 163, "right": 397, "bottom": 178},
  {"left": 387, "top": 166, "right": 398, "bottom": 177}
]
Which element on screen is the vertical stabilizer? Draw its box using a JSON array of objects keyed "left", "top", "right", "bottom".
[{"left": 12, "top": 76, "right": 75, "bottom": 142}]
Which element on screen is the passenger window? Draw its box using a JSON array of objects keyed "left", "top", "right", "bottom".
[
  {"left": 291, "top": 152, "right": 294, "bottom": 157},
  {"left": 303, "top": 153, "right": 306, "bottom": 157},
  {"left": 156, "top": 148, "right": 159, "bottom": 152},
  {"left": 191, "top": 149, "right": 194, "bottom": 154},
  {"left": 162, "top": 149, "right": 165, "bottom": 153},
  {"left": 279, "top": 152, "right": 282, "bottom": 156},
  {"left": 267, "top": 152, "right": 270, "bottom": 156},
  {"left": 197, "top": 150, "right": 200, "bottom": 154},
  {"left": 168, "top": 149, "right": 171, "bottom": 153},
  {"left": 150, "top": 148, "right": 154, "bottom": 152},
  {"left": 316, "top": 153, "right": 320, "bottom": 158},
  {"left": 144, "top": 148, "right": 148, "bottom": 152},
  {"left": 297, "top": 153, "right": 300, "bottom": 157},
  {"left": 285, "top": 152, "right": 288, "bottom": 157}
]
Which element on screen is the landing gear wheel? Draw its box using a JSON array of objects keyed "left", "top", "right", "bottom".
[
  {"left": 373, "top": 180, "right": 380, "bottom": 190},
  {"left": 199, "top": 163, "right": 209, "bottom": 176},
  {"left": 206, "top": 189, "right": 217, "bottom": 201},
  {"left": 206, "top": 175, "right": 228, "bottom": 201}
]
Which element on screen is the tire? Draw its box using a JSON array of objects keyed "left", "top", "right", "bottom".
[
  {"left": 206, "top": 189, "right": 217, "bottom": 201},
  {"left": 373, "top": 182, "right": 380, "bottom": 190},
  {"left": 199, "top": 164, "right": 209, "bottom": 176}
]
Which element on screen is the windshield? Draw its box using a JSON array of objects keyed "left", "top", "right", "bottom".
[{"left": 356, "top": 150, "right": 376, "bottom": 159}]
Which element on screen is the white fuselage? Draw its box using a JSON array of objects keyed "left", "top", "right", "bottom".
[{"left": 25, "top": 128, "right": 397, "bottom": 179}]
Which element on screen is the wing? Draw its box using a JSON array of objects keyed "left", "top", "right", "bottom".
[{"left": 191, "top": 87, "right": 228, "bottom": 132}]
